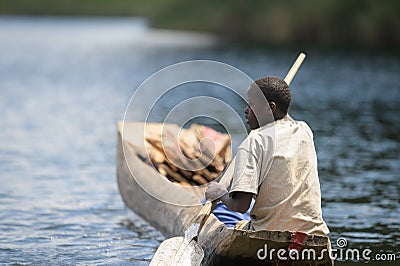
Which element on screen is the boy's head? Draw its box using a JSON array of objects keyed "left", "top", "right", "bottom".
[{"left": 245, "top": 76, "right": 292, "bottom": 129}]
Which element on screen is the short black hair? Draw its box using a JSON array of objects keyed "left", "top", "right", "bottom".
[{"left": 255, "top": 76, "right": 292, "bottom": 119}]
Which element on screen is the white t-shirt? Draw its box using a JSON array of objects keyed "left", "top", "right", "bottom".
[{"left": 229, "top": 116, "right": 329, "bottom": 236}]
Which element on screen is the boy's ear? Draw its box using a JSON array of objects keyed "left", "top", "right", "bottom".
[{"left": 269, "top": 101, "right": 277, "bottom": 113}]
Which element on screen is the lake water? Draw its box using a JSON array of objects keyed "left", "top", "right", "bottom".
[{"left": 0, "top": 16, "right": 398, "bottom": 265}]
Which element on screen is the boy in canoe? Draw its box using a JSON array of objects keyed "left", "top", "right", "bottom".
[{"left": 205, "top": 76, "right": 329, "bottom": 236}]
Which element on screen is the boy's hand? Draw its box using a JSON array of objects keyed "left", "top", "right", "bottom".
[{"left": 205, "top": 181, "right": 228, "bottom": 201}]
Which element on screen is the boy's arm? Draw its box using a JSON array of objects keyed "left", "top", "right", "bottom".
[
  {"left": 205, "top": 181, "right": 253, "bottom": 214},
  {"left": 220, "top": 191, "right": 253, "bottom": 214}
]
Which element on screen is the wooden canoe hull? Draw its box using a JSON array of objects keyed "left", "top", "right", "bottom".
[{"left": 117, "top": 121, "right": 333, "bottom": 265}]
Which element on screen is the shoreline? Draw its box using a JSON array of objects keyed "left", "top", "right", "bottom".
[
  {"left": 1, "top": 0, "right": 399, "bottom": 50},
  {"left": 0, "top": 15, "right": 219, "bottom": 48},
  {"left": 1, "top": 15, "right": 399, "bottom": 56}
]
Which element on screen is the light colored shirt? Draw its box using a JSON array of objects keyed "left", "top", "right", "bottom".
[{"left": 229, "top": 116, "right": 329, "bottom": 236}]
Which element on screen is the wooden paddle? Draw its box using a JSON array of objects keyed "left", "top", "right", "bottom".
[
  {"left": 150, "top": 52, "right": 306, "bottom": 266},
  {"left": 285, "top": 52, "right": 306, "bottom": 85},
  {"left": 150, "top": 200, "right": 217, "bottom": 266}
]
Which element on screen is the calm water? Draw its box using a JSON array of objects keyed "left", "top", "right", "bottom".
[{"left": 0, "top": 16, "right": 399, "bottom": 265}]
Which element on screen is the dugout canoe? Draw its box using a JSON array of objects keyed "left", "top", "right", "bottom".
[{"left": 116, "top": 121, "right": 333, "bottom": 265}]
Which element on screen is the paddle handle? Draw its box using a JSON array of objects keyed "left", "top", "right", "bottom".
[
  {"left": 194, "top": 200, "right": 217, "bottom": 223},
  {"left": 284, "top": 52, "right": 306, "bottom": 85},
  {"left": 194, "top": 200, "right": 217, "bottom": 232}
]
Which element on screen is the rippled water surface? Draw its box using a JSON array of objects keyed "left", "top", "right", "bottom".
[{"left": 0, "top": 16, "right": 399, "bottom": 265}]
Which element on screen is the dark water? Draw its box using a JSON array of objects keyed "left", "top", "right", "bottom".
[{"left": 0, "top": 16, "right": 399, "bottom": 265}]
